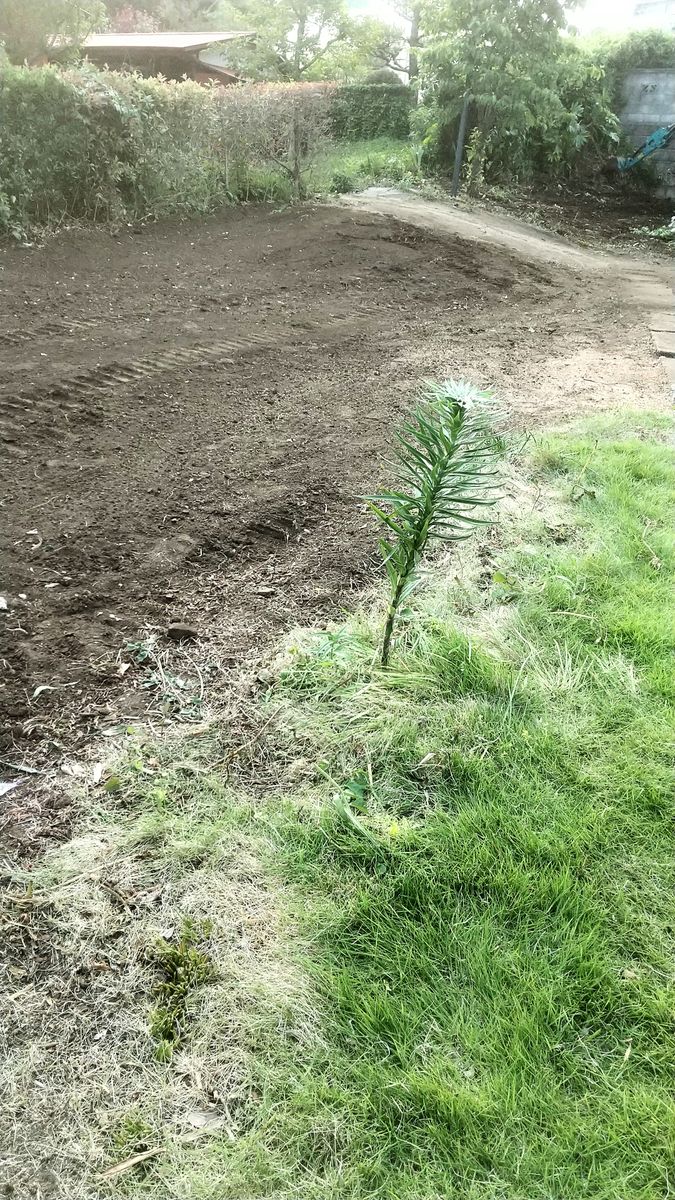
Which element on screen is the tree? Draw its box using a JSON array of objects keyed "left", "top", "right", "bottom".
[
  {"left": 383, "top": 1, "right": 421, "bottom": 83},
  {"left": 423, "top": 0, "right": 567, "bottom": 107},
  {"left": 422, "top": 0, "right": 567, "bottom": 174},
  {"left": 154, "top": 0, "right": 225, "bottom": 25},
  {"left": 104, "top": 0, "right": 225, "bottom": 30},
  {"left": 341, "top": 1, "right": 423, "bottom": 86},
  {"left": 108, "top": 4, "right": 159, "bottom": 29},
  {"left": 213, "top": 0, "right": 350, "bottom": 80},
  {"left": 303, "top": 15, "right": 405, "bottom": 82},
  {"left": 103, "top": 0, "right": 405, "bottom": 79},
  {"left": 322, "top": 1, "right": 422, "bottom": 86},
  {"left": 419, "top": 0, "right": 618, "bottom": 181},
  {"left": 0, "top": 0, "right": 105, "bottom": 64}
]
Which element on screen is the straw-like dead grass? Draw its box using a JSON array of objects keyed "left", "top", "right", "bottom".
[{"left": 1, "top": 732, "right": 320, "bottom": 1197}]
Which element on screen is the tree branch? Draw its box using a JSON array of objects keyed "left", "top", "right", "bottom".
[{"left": 297, "top": 34, "right": 343, "bottom": 73}]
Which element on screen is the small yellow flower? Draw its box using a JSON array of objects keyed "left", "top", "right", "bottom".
[{"left": 388, "top": 821, "right": 400, "bottom": 838}]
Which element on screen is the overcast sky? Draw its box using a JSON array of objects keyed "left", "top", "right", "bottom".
[
  {"left": 355, "top": 0, "right": 643, "bottom": 36},
  {"left": 568, "top": 0, "right": 640, "bottom": 33}
]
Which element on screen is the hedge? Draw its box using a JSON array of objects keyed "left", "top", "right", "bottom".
[
  {"left": 590, "top": 30, "right": 675, "bottom": 108},
  {"left": 0, "top": 66, "right": 335, "bottom": 236},
  {"left": 0, "top": 69, "right": 413, "bottom": 237},
  {"left": 331, "top": 83, "right": 413, "bottom": 141}
]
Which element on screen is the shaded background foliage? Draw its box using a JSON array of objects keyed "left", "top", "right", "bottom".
[
  {"left": 1, "top": 0, "right": 672, "bottom": 235},
  {"left": 0, "top": 0, "right": 106, "bottom": 64}
]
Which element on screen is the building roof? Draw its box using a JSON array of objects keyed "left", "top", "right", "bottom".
[{"left": 83, "top": 32, "right": 254, "bottom": 52}]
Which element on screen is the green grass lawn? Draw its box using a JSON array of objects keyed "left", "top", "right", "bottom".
[
  {"left": 235, "top": 413, "right": 674, "bottom": 1200},
  {"left": 27, "top": 413, "right": 674, "bottom": 1198}
]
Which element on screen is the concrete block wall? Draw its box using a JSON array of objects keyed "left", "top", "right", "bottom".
[{"left": 621, "top": 69, "right": 675, "bottom": 198}]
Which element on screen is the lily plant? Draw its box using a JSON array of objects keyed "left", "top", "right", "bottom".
[{"left": 368, "top": 380, "right": 504, "bottom": 666}]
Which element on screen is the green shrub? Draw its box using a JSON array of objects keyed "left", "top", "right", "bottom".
[
  {"left": 329, "top": 169, "right": 357, "bottom": 194},
  {"left": 331, "top": 83, "right": 412, "bottom": 141},
  {"left": 363, "top": 67, "right": 405, "bottom": 86},
  {"left": 632, "top": 221, "right": 675, "bottom": 242},
  {"left": 355, "top": 145, "right": 419, "bottom": 185},
  {"left": 356, "top": 151, "right": 386, "bottom": 176},
  {"left": 309, "top": 136, "right": 421, "bottom": 196},
  {"left": 235, "top": 167, "right": 295, "bottom": 204},
  {"left": 0, "top": 68, "right": 421, "bottom": 236}
]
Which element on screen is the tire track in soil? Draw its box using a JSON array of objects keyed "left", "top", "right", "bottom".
[
  {"left": 0, "top": 308, "right": 378, "bottom": 444},
  {"left": 4, "top": 203, "right": 665, "bottom": 778},
  {"left": 0, "top": 314, "right": 114, "bottom": 347}
]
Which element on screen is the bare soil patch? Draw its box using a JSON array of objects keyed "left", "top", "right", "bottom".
[
  {"left": 0, "top": 202, "right": 668, "bottom": 796},
  {"left": 468, "top": 179, "right": 674, "bottom": 255}
]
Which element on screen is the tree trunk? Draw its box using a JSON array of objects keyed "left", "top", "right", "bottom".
[
  {"left": 290, "top": 110, "right": 306, "bottom": 200},
  {"left": 293, "top": 12, "right": 306, "bottom": 81},
  {"left": 408, "top": 4, "right": 420, "bottom": 89},
  {"left": 289, "top": 14, "right": 307, "bottom": 198}
]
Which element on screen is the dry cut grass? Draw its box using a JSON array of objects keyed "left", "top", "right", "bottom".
[{"left": 1, "top": 734, "right": 321, "bottom": 1198}]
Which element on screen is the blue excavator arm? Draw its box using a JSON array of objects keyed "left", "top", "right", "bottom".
[{"left": 612, "top": 123, "right": 675, "bottom": 172}]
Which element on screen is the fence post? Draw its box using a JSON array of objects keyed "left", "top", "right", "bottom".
[{"left": 451, "top": 93, "right": 470, "bottom": 197}]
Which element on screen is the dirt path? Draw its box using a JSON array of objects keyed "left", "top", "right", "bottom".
[
  {"left": 346, "top": 189, "right": 675, "bottom": 377},
  {"left": 344, "top": 188, "right": 620, "bottom": 270},
  {"left": 344, "top": 187, "right": 673, "bottom": 275},
  {"left": 0, "top": 200, "right": 670, "bottom": 806}
]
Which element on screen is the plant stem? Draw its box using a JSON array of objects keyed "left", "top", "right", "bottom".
[
  {"left": 381, "top": 587, "right": 402, "bottom": 667},
  {"left": 379, "top": 411, "right": 465, "bottom": 665},
  {"left": 381, "top": 541, "right": 417, "bottom": 666}
]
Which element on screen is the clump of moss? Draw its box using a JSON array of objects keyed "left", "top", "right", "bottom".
[
  {"left": 148, "top": 918, "right": 214, "bottom": 1061},
  {"left": 112, "top": 1111, "right": 155, "bottom": 1154}
]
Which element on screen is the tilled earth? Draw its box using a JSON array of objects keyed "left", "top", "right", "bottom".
[{"left": 0, "top": 201, "right": 668, "bottom": 791}]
